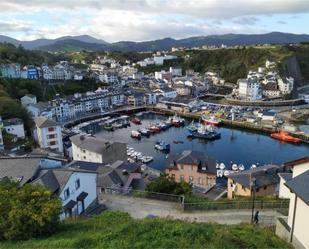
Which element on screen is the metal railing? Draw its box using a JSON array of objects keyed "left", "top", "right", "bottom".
[{"left": 183, "top": 199, "right": 289, "bottom": 211}]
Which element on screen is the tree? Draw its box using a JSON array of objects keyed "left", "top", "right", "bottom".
[
  {"left": 0, "top": 179, "right": 62, "bottom": 241},
  {"left": 146, "top": 174, "right": 192, "bottom": 196}
]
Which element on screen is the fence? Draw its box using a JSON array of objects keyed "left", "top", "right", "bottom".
[
  {"left": 104, "top": 187, "right": 185, "bottom": 204},
  {"left": 183, "top": 199, "right": 290, "bottom": 211}
]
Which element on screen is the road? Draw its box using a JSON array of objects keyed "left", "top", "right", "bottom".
[{"left": 100, "top": 194, "right": 279, "bottom": 226}]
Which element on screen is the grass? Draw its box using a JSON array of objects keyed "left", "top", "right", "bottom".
[{"left": 0, "top": 211, "right": 292, "bottom": 249}]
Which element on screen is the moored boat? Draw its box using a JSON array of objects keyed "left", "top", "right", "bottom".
[
  {"left": 201, "top": 115, "right": 221, "bottom": 126},
  {"left": 154, "top": 141, "right": 170, "bottom": 151},
  {"left": 270, "top": 130, "right": 301, "bottom": 143},
  {"left": 131, "top": 117, "right": 142, "bottom": 125},
  {"left": 138, "top": 128, "right": 150, "bottom": 137},
  {"left": 186, "top": 121, "right": 198, "bottom": 132},
  {"left": 131, "top": 130, "right": 141, "bottom": 139}
]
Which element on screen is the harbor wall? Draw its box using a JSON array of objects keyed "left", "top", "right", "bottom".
[{"left": 225, "top": 98, "right": 304, "bottom": 107}]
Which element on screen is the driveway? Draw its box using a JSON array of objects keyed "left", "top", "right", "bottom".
[{"left": 100, "top": 194, "right": 278, "bottom": 226}]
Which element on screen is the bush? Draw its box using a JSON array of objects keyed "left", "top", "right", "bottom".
[
  {"left": 146, "top": 174, "right": 192, "bottom": 196},
  {"left": 0, "top": 179, "right": 62, "bottom": 241}
]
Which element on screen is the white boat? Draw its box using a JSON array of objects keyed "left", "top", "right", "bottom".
[
  {"left": 224, "top": 170, "right": 230, "bottom": 177},
  {"left": 231, "top": 164, "right": 238, "bottom": 171},
  {"left": 142, "top": 156, "right": 154, "bottom": 164},
  {"left": 238, "top": 164, "right": 245, "bottom": 171},
  {"left": 251, "top": 164, "right": 257, "bottom": 169},
  {"left": 219, "top": 163, "right": 226, "bottom": 170},
  {"left": 217, "top": 170, "right": 224, "bottom": 177},
  {"left": 216, "top": 163, "right": 220, "bottom": 169},
  {"left": 201, "top": 115, "right": 221, "bottom": 125},
  {"left": 131, "top": 130, "right": 141, "bottom": 139}
]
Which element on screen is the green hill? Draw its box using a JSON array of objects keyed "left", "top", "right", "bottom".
[{"left": 1, "top": 211, "right": 291, "bottom": 249}]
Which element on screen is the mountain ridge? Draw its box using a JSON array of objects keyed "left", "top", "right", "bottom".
[{"left": 1, "top": 32, "right": 309, "bottom": 52}]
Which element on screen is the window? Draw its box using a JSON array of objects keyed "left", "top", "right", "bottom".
[
  {"left": 75, "top": 179, "right": 80, "bottom": 190},
  {"left": 180, "top": 175, "right": 184, "bottom": 182},
  {"left": 264, "top": 186, "right": 267, "bottom": 190},
  {"left": 180, "top": 165, "right": 184, "bottom": 170},
  {"left": 198, "top": 178, "right": 202, "bottom": 185},
  {"left": 171, "top": 174, "right": 175, "bottom": 178},
  {"left": 49, "top": 141, "right": 56, "bottom": 146},
  {"left": 64, "top": 188, "right": 70, "bottom": 200},
  {"left": 189, "top": 176, "right": 193, "bottom": 182},
  {"left": 48, "top": 127, "right": 54, "bottom": 132},
  {"left": 256, "top": 188, "right": 260, "bottom": 192},
  {"left": 83, "top": 156, "right": 86, "bottom": 159},
  {"left": 48, "top": 134, "right": 55, "bottom": 139},
  {"left": 83, "top": 150, "right": 86, "bottom": 153}
]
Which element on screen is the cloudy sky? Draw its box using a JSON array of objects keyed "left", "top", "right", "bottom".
[{"left": 0, "top": 0, "right": 308, "bottom": 42}]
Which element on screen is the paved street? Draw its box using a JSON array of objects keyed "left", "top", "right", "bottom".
[{"left": 100, "top": 194, "right": 278, "bottom": 226}]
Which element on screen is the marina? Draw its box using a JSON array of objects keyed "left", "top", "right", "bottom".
[{"left": 79, "top": 112, "right": 309, "bottom": 172}]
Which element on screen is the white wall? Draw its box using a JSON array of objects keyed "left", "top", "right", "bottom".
[
  {"left": 4, "top": 124, "right": 25, "bottom": 138},
  {"left": 60, "top": 172, "right": 97, "bottom": 220},
  {"left": 278, "top": 177, "right": 292, "bottom": 199},
  {"left": 292, "top": 197, "right": 309, "bottom": 249},
  {"left": 72, "top": 143, "right": 103, "bottom": 163}
]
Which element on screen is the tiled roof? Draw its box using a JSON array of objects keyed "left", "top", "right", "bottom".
[
  {"left": 228, "top": 164, "right": 280, "bottom": 188},
  {"left": 285, "top": 170, "right": 309, "bottom": 205}
]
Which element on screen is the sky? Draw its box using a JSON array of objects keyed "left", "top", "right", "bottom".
[{"left": 0, "top": 0, "right": 308, "bottom": 42}]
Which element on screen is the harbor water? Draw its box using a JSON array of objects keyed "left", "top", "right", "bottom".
[{"left": 83, "top": 113, "right": 309, "bottom": 171}]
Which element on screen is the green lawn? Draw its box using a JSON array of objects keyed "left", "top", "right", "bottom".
[{"left": 1, "top": 211, "right": 291, "bottom": 249}]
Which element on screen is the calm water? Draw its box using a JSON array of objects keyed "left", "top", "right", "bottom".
[{"left": 84, "top": 113, "right": 309, "bottom": 171}]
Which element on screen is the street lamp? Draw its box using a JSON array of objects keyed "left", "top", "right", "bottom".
[{"left": 250, "top": 177, "right": 256, "bottom": 223}]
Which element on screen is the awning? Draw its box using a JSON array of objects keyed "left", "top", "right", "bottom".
[
  {"left": 77, "top": 191, "right": 88, "bottom": 201},
  {"left": 63, "top": 200, "right": 76, "bottom": 210}
]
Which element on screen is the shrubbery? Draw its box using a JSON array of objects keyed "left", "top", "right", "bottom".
[
  {"left": 146, "top": 174, "right": 192, "bottom": 196},
  {"left": 0, "top": 179, "right": 62, "bottom": 241}
]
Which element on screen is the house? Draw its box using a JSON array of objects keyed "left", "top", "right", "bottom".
[
  {"left": 34, "top": 117, "right": 63, "bottom": 153},
  {"left": 276, "top": 170, "right": 309, "bottom": 249},
  {"left": 227, "top": 164, "right": 280, "bottom": 199},
  {"left": 70, "top": 135, "right": 127, "bottom": 164},
  {"left": 238, "top": 78, "right": 262, "bottom": 101},
  {"left": 154, "top": 87, "right": 177, "bottom": 99},
  {"left": 20, "top": 94, "right": 37, "bottom": 107},
  {"left": 3, "top": 118, "right": 25, "bottom": 138},
  {"left": 66, "top": 160, "right": 141, "bottom": 193},
  {"left": 33, "top": 167, "right": 97, "bottom": 219},
  {"left": 165, "top": 150, "right": 217, "bottom": 189},
  {"left": 27, "top": 102, "right": 53, "bottom": 119},
  {"left": 261, "top": 110, "right": 276, "bottom": 122},
  {"left": 127, "top": 92, "right": 145, "bottom": 107},
  {"left": 278, "top": 173, "right": 293, "bottom": 199},
  {"left": 263, "top": 82, "right": 281, "bottom": 98},
  {"left": 0, "top": 156, "right": 63, "bottom": 185}
]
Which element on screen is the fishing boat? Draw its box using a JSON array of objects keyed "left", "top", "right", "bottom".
[
  {"left": 131, "top": 130, "right": 141, "bottom": 139},
  {"left": 187, "top": 124, "right": 221, "bottom": 140},
  {"left": 147, "top": 125, "right": 161, "bottom": 133},
  {"left": 158, "top": 122, "right": 168, "bottom": 130},
  {"left": 138, "top": 128, "right": 150, "bottom": 137},
  {"left": 169, "top": 115, "right": 185, "bottom": 127},
  {"left": 201, "top": 115, "right": 221, "bottom": 126},
  {"left": 154, "top": 141, "right": 170, "bottom": 151},
  {"left": 173, "top": 140, "right": 184, "bottom": 144},
  {"left": 186, "top": 121, "right": 198, "bottom": 132},
  {"left": 270, "top": 130, "right": 301, "bottom": 143},
  {"left": 131, "top": 117, "right": 142, "bottom": 125}
]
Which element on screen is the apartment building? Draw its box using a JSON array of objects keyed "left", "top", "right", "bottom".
[{"left": 34, "top": 116, "right": 63, "bottom": 153}]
